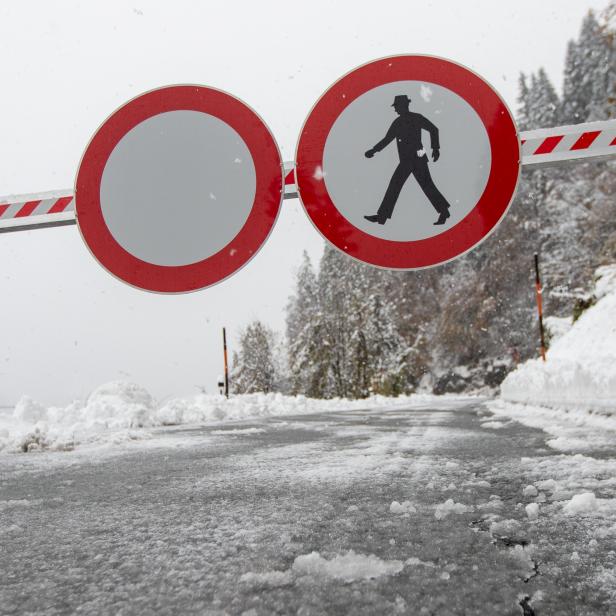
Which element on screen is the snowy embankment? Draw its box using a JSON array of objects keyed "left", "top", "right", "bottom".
[
  {"left": 490, "top": 264, "right": 616, "bottom": 437},
  {"left": 0, "top": 381, "right": 443, "bottom": 454}
]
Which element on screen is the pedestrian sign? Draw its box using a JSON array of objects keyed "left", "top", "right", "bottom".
[
  {"left": 75, "top": 85, "right": 283, "bottom": 293},
  {"left": 295, "top": 55, "right": 521, "bottom": 269}
]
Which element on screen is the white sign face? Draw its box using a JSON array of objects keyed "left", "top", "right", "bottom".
[
  {"left": 75, "top": 85, "right": 283, "bottom": 293},
  {"left": 295, "top": 55, "right": 520, "bottom": 271},
  {"left": 100, "top": 110, "right": 256, "bottom": 267},
  {"left": 323, "top": 81, "right": 491, "bottom": 242}
]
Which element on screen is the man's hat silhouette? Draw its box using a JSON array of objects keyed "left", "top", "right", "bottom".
[{"left": 392, "top": 94, "right": 411, "bottom": 107}]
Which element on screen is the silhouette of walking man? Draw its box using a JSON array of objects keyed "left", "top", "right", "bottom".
[{"left": 364, "top": 94, "right": 451, "bottom": 226}]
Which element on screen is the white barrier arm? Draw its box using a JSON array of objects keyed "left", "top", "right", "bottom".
[
  {"left": 4, "top": 119, "right": 616, "bottom": 234},
  {"left": 0, "top": 190, "right": 75, "bottom": 233},
  {"left": 521, "top": 119, "right": 616, "bottom": 167},
  {"left": 0, "top": 163, "right": 300, "bottom": 234}
]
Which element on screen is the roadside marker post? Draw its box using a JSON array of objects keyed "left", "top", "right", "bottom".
[
  {"left": 534, "top": 253, "right": 547, "bottom": 362},
  {"left": 222, "top": 327, "right": 229, "bottom": 398}
]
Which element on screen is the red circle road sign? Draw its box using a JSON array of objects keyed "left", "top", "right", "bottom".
[
  {"left": 76, "top": 85, "right": 283, "bottom": 293},
  {"left": 295, "top": 55, "right": 520, "bottom": 269}
]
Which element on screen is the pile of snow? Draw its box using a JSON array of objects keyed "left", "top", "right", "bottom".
[
  {"left": 434, "top": 499, "right": 473, "bottom": 519},
  {"left": 389, "top": 500, "right": 416, "bottom": 514},
  {"left": 292, "top": 550, "right": 403, "bottom": 581},
  {"left": 489, "top": 518, "right": 524, "bottom": 538},
  {"left": 563, "top": 492, "right": 597, "bottom": 515},
  {"left": 239, "top": 570, "right": 292, "bottom": 588},
  {"left": 498, "top": 264, "right": 616, "bottom": 421},
  {"left": 240, "top": 550, "right": 405, "bottom": 586},
  {"left": 0, "top": 381, "right": 438, "bottom": 453},
  {"left": 480, "top": 420, "right": 506, "bottom": 429},
  {"left": 525, "top": 503, "right": 540, "bottom": 520}
]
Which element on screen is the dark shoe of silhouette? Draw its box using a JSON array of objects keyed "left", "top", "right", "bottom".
[
  {"left": 433, "top": 211, "right": 450, "bottom": 225},
  {"left": 364, "top": 214, "right": 386, "bottom": 225}
]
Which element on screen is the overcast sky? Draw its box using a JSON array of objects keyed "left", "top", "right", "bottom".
[{"left": 0, "top": 0, "right": 608, "bottom": 406}]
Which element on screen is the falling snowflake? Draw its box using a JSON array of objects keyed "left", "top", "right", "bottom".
[
  {"left": 313, "top": 166, "right": 325, "bottom": 181},
  {"left": 420, "top": 84, "right": 433, "bottom": 102}
]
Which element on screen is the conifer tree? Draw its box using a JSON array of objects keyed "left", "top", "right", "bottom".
[
  {"left": 231, "top": 321, "right": 277, "bottom": 394},
  {"left": 516, "top": 73, "right": 531, "bottom": 131},
  {"left": 286, "top": 251, "right": 327, "bottom": 397},
  {"left": 527, "top": 68, "right": 561, "bottom": 128},
  {"left": 562, "top": 11, "right": 603, "bottom": 123},
  {"left": 562, "top": 40, "right": 588, "bottom": 123}
]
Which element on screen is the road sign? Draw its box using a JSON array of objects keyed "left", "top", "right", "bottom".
[
  {"left": 295, "top": 55, "right": 520, "bottom": 269},
  {"left": 75, "top": 85, "right": 283, "bottom": 293}
]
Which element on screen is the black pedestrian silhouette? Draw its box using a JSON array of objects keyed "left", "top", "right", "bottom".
[{"left": 364, "top": 94, "right": 451, "bottom": 226}]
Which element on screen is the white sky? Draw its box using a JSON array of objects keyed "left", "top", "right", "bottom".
[{"left": 0, "top": 0, "right": 608, "bottom": 405}]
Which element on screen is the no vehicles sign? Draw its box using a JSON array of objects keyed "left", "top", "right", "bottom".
[
  {"left": 75, "top": 85, "right": 283, "bottom": 293},
  {"left": 295, "top": 55, "right": 521, "bottom": 269}
]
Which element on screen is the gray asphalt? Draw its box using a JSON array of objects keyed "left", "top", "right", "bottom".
[{"left": 1, "top": 401, "right": 614, "bottom": 615}]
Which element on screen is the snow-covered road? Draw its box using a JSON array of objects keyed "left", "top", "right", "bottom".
[{"left": 1, "top": 399, "right": 615, "bottom": 615}]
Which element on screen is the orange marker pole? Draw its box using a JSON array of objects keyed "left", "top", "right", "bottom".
[
  {"left": 534, "top": 254, "right": 546, "bottom": 362},
  {"left": 222, "top": 327, "right": 229, "bottom": 398}
]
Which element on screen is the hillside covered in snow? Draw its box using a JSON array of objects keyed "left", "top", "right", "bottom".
[{"left": 500, "top": 264, "right": 616, "bottom": 413}]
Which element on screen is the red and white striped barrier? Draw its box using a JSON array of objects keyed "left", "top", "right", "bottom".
[
  {"left": 2, "top": 120, "right": 616, "bottom": 233},
  {"left": 283, "top": 160, "right": 297, "bottom": 198},
  {"left": 0, "top": 169, "right": 297, "bottom": 233},
  {"left": 520, "top": 119, "right": 616, "bottom": 167},
  {"left": 0, "top": 190, "right": 74, "bottom": 233}
]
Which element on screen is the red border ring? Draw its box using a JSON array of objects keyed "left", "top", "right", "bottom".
[
  {"left": 295, "top": 55, "right": 521, "bottom": 269},
  {"left": 75, "top": 85, "right": 283, "bottom": 293}
]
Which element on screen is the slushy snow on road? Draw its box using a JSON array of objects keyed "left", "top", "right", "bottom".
[{"left": 0, "top": 380, "right": 457, "bottom": 453}]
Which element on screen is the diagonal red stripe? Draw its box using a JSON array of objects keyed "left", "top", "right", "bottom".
[
  {"left": 47, "top": 196, "right": 73, "bottom": 214},
  {"left": 611, "top": 136, "right": 616, "bottom": 146},
  {"left": 534, "top": 135, "right": 564, "bottom": 155},
  {"left": 571, "top": 131, "right": 601, "bottom": 150},
  {"left": 15, "top": 200, "right": 41, "bottom": 217},
  {"left": 521, "top": 139, "right": 526, "bottom": 145},
  {"left": 284, "top": 169, "right": 295, "bottom": 185},
  {"left": 0, "top": 204, "right": 9, "bottom": 217}
]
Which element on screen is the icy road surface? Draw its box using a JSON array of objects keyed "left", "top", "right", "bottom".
[{"left": 2, "top": 399, "right": 616, "bottom": 615}]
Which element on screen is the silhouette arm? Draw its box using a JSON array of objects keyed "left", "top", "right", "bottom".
[
  {"left": 420, "top": 116, "right": 440, "bottom": 150},
  {"left": 372, "top": 123, "right": 397, "bottom": 152}
]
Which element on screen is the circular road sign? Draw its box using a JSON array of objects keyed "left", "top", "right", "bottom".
[
  {"left": 76, "top": 85, "right": 283, "bottom": 293},
  {"left": 295, "top": 55, "right": 520, "bottom": 269}
]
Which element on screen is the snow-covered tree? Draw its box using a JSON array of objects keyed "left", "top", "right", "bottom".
[
  {"left": 286, "top": 247, "right": 411, "bottom": 398},
  {"left": 562, "top": 39, "right": 590, "bottom": 124},
  {"left": 516, "top": 73, "right": 531, "bottom": 131},
  {"left": 527, "top": 68, "right": 561, "bottom": 128},
  {"left": 231, "top": 321, "right": 277, "bottom": 394},
  {"left": 562, "top": 11, "right": 613, "bottom": 123},
  {"left": 286, "top": 251, "right": 327, "bottom": 397}
]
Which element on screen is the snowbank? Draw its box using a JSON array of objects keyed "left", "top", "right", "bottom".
[
  {"left": 240, "top": 550, "right": 404, "bottom": 586},
  {"left": 500, "top": 265, "right": 616, "bottom": 418},
  {"left": 292, "top": 550, "right": 403, "bottom": 581},
  {"left": 434, "top": 499, "right": 473, "bottom": 519},
  {"left": 389, "top": 500, "right": 416, "bottom": 514},
  {"left": 0, "top": 380, "right": 440, "bottom": 454}
]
